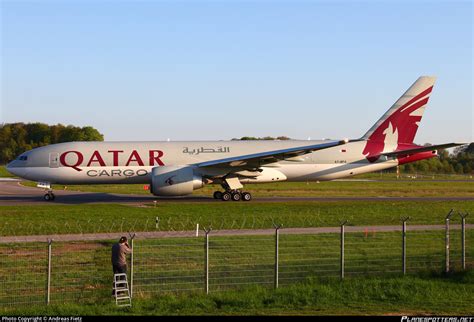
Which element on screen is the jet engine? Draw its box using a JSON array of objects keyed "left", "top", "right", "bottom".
[{"left": 150, "top": 166, "right": 204, "bottom": 196}]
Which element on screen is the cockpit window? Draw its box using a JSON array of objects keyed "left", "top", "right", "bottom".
[{"left": 18, "top": 156, "right": 28, "bottom": 161}]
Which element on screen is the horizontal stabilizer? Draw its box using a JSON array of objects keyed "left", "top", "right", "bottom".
[{"left": 381, "top": 143, "right": 466, "bottom": 158}]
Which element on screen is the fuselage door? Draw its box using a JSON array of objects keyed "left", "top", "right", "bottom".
[{"left": 49, "top": 152, "right": 60, "bottom": 168}]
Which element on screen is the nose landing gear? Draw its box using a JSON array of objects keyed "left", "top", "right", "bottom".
[
  {"left": 43, "top": 191, "right": 55, "bottom": 201},
  {"left": 37, "top": 182, "right": 55, "bottom": 201}
]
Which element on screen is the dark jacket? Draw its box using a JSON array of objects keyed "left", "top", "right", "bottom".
[{"left": 111, "top": 242, "right": 131, "bottom": 266}]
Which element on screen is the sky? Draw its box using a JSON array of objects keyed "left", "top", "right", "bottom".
[{"left": 1, "top": 0, "right": 472, "bottom": 144}]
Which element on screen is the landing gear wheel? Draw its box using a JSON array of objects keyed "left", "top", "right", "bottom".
[
  {"left": 44, "top": 192, "right": 55, "bottom": 201},
  {"left": 221, "top": 192, "right": 231, "bottom": 201},
  {"left": 231, "top": 192, "right": 241, "bottom": 201},
  {"left": 213, "top": 191, "right": 223, "bottom": 199},
  {"left": 241, "top": 192, "right": 252, "bottom": 201}
]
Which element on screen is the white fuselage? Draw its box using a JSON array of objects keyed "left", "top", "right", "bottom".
[{"left": 6, "top": 140, "right": 398, "bottom": 185}]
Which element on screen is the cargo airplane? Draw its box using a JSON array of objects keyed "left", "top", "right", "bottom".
[{"left": 6, "top": 76, "right": 465, "bottom": 201}]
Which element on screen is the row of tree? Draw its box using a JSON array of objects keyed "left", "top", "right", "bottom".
[
  {"left": 400, "top": 144, "right": 473, "bottom": 174},
  {"left": 0, "top": 123, "right": 104, "bottom": 164},
  {"left": 231, "top": 136, "right": 291, "bottom": 141}
]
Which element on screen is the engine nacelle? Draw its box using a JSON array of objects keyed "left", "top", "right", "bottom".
[{"left": 151, "top": 166, "right": 203, "bottom": 196}]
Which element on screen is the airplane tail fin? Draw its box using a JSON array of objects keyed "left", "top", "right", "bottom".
[
  {"left": 361, "top": 76, "right": 436, "bottom": 144},
  {"left": 361, "top": 76, "right": 436, "bottom": 161}
]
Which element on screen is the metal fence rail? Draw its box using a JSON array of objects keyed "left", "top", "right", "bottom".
[{"left": 0, "top": 215, "right": 472, "bottom": 308}]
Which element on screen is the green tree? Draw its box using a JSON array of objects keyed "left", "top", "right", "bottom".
[
  {"left": 454, "top": 163, "right": 464, "bottom": 174},
  {"left": 464, "top": 164, "right": 472, "bottom": 174},
  {"left": 236, "top": 136, "right": 291, "bottom": 141},
  {"left": 0, "top": 122, "right": 104, "bottom": 164},
  {"left": 81, "top": 126, "right": 104, "bottom": 141}
]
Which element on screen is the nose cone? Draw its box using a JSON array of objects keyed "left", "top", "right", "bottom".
[{"left": 5, "top": 160, "right": 20, "bottom": 176}]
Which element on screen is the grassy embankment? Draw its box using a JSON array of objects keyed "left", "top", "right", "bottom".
[
  {"left": 1, "top": 272, "right": 473, "bottom": 315},
  {"left": 0, "top": 272, "right": 474, "bottom": 316},
  {"left": 1, "top": 200, "right": 473, "bottom": 236}
]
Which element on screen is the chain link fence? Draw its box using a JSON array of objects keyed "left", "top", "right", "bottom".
[
  {"left": 0, "top": 243, "right": 47, "bottom": 306},
  {"left": 49, "top": 241, "right": 111, "bottom": 304},
  {"left": 208, "top": 235, "right": 276, "bottom": 291},
  {"left": 134, "top": 237, "right": 203, "bottom": 296},
  {"left": 0, "top": 216, "right": 472, "bottom": 307}
]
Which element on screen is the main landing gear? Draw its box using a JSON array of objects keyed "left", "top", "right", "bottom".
[
  {"left": 213, "top": 190, "right": 252, "bottom": 202},
  {"left": 214, "top": 177, "right": 251, "bottom": 201},
  {"left": 43, "top": 191, "right": 55, "bottom": 201}
]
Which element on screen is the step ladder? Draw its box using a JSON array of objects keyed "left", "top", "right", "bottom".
[{"left": 113, "top": 273, "right": 131, "bottom": 307}]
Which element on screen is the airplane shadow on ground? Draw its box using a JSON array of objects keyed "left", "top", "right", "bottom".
[{"left": 0, "top": 192, "right": 215, "bottom": 205}]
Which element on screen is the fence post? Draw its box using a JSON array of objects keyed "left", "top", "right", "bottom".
[
  {"left": 459, "top": 212, "right": 469, "bottom": 270},
  {"left": 46, "top": 239, "right": 52, "bottom": 305},
  {"left": 204, "top": 227, "right": 212, "bottom": 294},
  {"left": 340, "top": 221, "right": 347, "bottom": 279},
  {"left": 274, "top": 224, "right": 282, "bottom": 289},
  {"left": 445, "top": 209, "right": 454, "bottom": 273},
  {"left": 129, "top": 233, "right": 136, "bottom": 298},
  {"left": 401, "top": 217, "right": 410, "bottom": 275}
]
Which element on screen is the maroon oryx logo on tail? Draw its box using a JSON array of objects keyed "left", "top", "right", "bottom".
[{"left": 363, "top": 85, "right": 433, "bottom": 163}]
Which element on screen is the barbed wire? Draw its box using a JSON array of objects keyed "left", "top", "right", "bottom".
[{"left": 4, "top": 210, "right": 471, "bottom": 237}]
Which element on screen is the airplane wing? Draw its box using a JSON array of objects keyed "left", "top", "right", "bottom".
[
  {"left": 381, "top": 143, "right": 466, "bottom": 158},
  {"left": 195, "top": 139, "right": 348, "bottom": 168}
]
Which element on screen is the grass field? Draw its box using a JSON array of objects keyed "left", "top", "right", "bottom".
[
  {"left": 0, "top": 165, "right": 14, "bottom": 177},
  {"left": 1, "top": 200, "right": 473, "bottom": 236},
  {"left": 1, "top": 231, "right": 472, "bottom": 315},
  {"left": 1, "top": 272, "right": 473, "bottom": 315}
]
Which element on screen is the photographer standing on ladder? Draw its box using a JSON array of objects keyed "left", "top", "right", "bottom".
[{"left": 111, "top": 236, "right": 132, "bottom": 295}]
